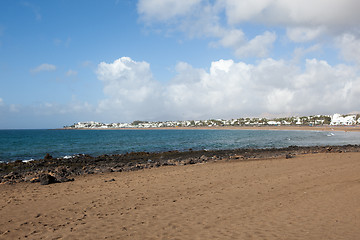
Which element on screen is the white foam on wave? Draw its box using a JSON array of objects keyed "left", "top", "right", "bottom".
[
  {"left": 62, "top": 154, "right": 86, "bottom": 159},
  {"left": 22, "top": 159, "right": 34, "bottom": 163}
]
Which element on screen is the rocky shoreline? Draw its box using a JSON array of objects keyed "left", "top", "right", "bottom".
[{"left": 1, "top": 145, "right": 360, "bottom": 185}]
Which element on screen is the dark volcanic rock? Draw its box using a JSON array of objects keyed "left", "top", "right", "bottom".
[
  {"left": 3, "top": 171, "right": 20, "bottom": 180},
  {"left": 1, "top": 144, "right": 360, "bottom": 185},
  {"left": 189, "top": 159, "right": 196, "bottom": 164},
  {"left": 105, "top": 178, "right": 115, "bottom": 182},
  {"left": 56, "top": 176, "right": 74, "bottom": 183},
  {"left": 39, "top": 174, "right": 58, "bottom": 185},
  {"left": 44, "top": 153, "right": 53, "bottom": 160}
]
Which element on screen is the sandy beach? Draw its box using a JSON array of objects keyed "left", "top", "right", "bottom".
[{"left": 1, "top": 150, "right": 360, "bottom": 239}]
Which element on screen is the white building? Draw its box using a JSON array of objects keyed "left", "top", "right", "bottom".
[
  {"left": 330, "top": 114, "right": 356, "bottom": 125},
  {"left": 267, "top": 121, "right": 281, "bottom": 125}
]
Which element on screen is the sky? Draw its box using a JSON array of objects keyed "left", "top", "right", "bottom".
[{"left": 1, "top": 0, "right": 360, "bottom": 129}]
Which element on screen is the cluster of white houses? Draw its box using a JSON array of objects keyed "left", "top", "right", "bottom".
[{"left": 65, "top": 114, "right": 360, "bottom": 129}]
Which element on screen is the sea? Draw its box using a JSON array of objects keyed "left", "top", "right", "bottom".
[{"left": 1, "top": 129, "right": 360, "bottom": 163}]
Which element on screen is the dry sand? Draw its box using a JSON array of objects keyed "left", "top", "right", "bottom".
[{"left": 1, "top": 152, "right": 360, "bottom": 239}]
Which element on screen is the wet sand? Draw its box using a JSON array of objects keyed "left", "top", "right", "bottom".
[{"left": 1, "top": 151, "right": 360, "bottom": 239}]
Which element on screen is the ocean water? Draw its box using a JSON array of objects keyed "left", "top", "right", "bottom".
[{"left": 1, "top": 129, "right": 360, "bottom": 162}]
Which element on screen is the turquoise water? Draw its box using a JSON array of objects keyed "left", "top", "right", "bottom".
[{"left": 1, "top": 129, "right": 360, "bottom": 162}]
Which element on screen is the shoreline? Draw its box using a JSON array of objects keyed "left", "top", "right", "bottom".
[
  {"left": 62, "top": 125, "right": 360, "bottom": 132},
  {"left": 1, "top": 144, "right": 360, "bottom": 185}
]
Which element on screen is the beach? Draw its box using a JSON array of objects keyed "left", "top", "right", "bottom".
[
  {"left": 3, "top": 1, "right": 360, "bottom": 239},
  {"left": 1, "top": 148, "right": 360, "bottom": 239}
]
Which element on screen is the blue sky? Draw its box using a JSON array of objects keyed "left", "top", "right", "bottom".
[{"left": 1, "top": 0, "right": 360, "bottom": 129}]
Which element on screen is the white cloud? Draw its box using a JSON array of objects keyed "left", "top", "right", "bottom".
[
  {"left": 137, "top": 0, "right": 203, "bottom": 22},
  {"left": 218, "top": 29, "right": 245, "bottom": 49},
  {"left": 31, "top": 63, "right": 56, "bottom": 73},
  {"left": 215, "top": 30, "right": 277, "bottom": 58},
  {"left": 234, "top": 31, "right": 276, "bottom": 58},
  {"left": 336, "top": 34, "right": 360, "bottom": 65},
  {"left": 292, "top": 44, "right": 321, "bottom": 63},
  {"left": 66, "top": 69, "right": 78, "bottom": 76},
  {"left": 286, "top": 27, "right": 327, "bottom": 42},
  {"left": 223, "top": 0, "right": 360, "bottom": 30},
  {"left": 222, "top": 0, "right": 271, "bottom": 24},
  {"left": 4, "top": 56, "right": 360, "bottom": 128},
  {"left": 172, "top": 58, "right": 360, "bottom": 117},
  {"left": 222, "top": 0, "right": 360, "bottom": 46},
  {"left": 96, "top": 57, "right": 163, "bottom": 121},
  {"left": 266, "top": 89, "right": 294, "bottom": 113},
  {"left": 139, "top": 0, "right": 360, "bottom": 29},
  {"left": 138, "top": 0, "right": 275, "bottom": 58},
  {"left": 95, "top": 57, "right": 360, "bottom": 121},
  {"left": 138, "top": 0, "right": 360, "bottom": 60}
]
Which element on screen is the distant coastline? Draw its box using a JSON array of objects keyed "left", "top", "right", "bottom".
[
  {"left": 63, "top": 113, "right": 360, "bottom": 131},
  {"left": 62, "top": 125, "right": 360, "bottom": 132}
]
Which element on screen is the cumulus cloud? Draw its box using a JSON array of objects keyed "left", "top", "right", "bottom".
[
  {"left": 4, "top": 56, "right": 360, "bottom": 128},
  {"left": 96, "top": 57, "right": 163, "bottom": 121},
  {"left": 31, "top": 63, "right": 56, "bottom": 73},
  {"left": 95, "top": 57, "right": 360, "bottom": 121}
]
